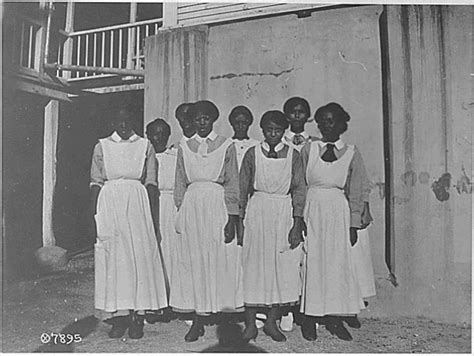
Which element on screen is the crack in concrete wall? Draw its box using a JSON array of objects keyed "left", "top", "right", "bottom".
[{"left": 210, "top": 68, "right": 295, "bottom": 80}]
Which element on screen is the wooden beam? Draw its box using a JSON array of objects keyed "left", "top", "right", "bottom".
[
  {"left": 83, "top": 82, "right": 144, "bottom": 94},
  {"left": 62, "top": 1, "right": 75, "bottom": 79},
  {"left": 163, "top": 2, "right": 178, "bottom": 28},
  {"left": 45, "top": 63, "right": 144, "bottom": 77},
  {"left": 14, "top": 80, "right": 71, "bottom": 102},
  {"left": 42, "top": 99, "right": 59, "bottom": 246},
  {"left": 34, "top": 2, "right": 47, "bottom": 73},
  {"left": 126, "top": 3, "right": 138, "bottom": 69}
]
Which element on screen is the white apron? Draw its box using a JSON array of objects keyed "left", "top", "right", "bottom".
[
  {"left": 169, "top": 139, "right": 244, "bottom": 313},
  {"left": 94, "top": 137, "right": 168, "bottom": 316},
  {"left": 243, "top": 145, "right": 302, "bottom": 305},
  {"left": 156, "top": 149, "right": 178, "bottom": 293},
  {"left": 301, "top": 142, "right": 365, "bottom": 316}
]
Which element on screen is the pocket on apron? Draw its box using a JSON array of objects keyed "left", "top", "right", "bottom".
[{"left": 94, "top": 212, "right": 114, "bottom": 243}]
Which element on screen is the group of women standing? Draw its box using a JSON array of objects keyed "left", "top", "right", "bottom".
[{"left": 90, "top": 97, "right": 375, "bottom": 344}]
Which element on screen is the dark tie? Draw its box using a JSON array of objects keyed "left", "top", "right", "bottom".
[
  {"left": 267, "top": 148, "right": 278, "bottom": 159},
  {"left": 321, "top": 143, "right": 338, "bottom": 162},
  {"left": 293, "top": 134, "right": 305, "bottom": 145}
]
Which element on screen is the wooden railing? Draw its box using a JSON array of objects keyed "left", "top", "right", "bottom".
[
  {"left": 10, "top": 14, "right": 43, "bottom": 72},
  {"left": 56, "top": 18, "right": 163, "bottom": 80}
]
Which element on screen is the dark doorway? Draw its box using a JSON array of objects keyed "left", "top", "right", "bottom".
[
  {"left": 3, "top": 91, "right": 47, "bottom": 279},
  {"left": 53, "top": 90, "right": 144, "bottom": 253}
]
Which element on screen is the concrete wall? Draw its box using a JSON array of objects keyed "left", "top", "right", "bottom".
[{"left": 383, "top": 5, "right": 472, "bottom": 324}]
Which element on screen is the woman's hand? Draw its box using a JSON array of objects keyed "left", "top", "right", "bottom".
[
  {"left": 288, "top": 217, "right": 305, "bottom": 249},
  {"left": 224, "top": 215, "right": 239, "bottom": 243},
  {"left": 350, "top": 227, "right": 358, "bottom": 246}
]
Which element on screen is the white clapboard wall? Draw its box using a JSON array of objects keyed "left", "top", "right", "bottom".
[{"left": 176, "top": 3, "right": 334, "bottom": 26}]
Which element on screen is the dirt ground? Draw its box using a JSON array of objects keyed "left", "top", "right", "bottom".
[{"left": 2, "top": 251, "right": 471, "bottom": 353}]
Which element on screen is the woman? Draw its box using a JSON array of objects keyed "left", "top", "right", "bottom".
[
  {"left": 145, "top": 118, "right": 178, "bottom": 323},
  {"left": 239, "top": 110, "right": 306, "bottom": 343},
  {"left": 170, "top": 100, "right": 243, "bottom": 342},
  {"left": 228, "top": 105, "right": 259, "bottom": 170},
  {"left": 90, "top": 108, "right": 168, "bottom": 339},
  {"left": 283, "top": 96, "right": 317, "bottom": 152},
  {"left": 300, "top": 103, "right": 368, "bottom": 341}
]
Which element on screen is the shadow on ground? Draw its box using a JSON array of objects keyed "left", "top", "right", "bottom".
[{"left": 200, "top": 323, "right": 267, "bottom": 353}]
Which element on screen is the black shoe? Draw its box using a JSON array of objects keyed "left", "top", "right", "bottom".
[
  {"left": 301, "top": 321, "right": 317, "bottom": 341},
  {"left": 107, "top": 316, "right": 130, "bottom": 339},
  {"left": 145, "top": 311, "right": 161, "bottom": 324},
  {"left": 293, "top": 310, "right": 304, "bottom": 326},
  {"left": 184, "top": 323, "right": 205, "bottom": 342},
  {"left": 242, "top": 325, "right": 258, "bottom": 343},
  {"left": 263, "top": 322, "right": 286, "bottom": 342},
  {"left": 326, "top": 321, "right": 352, "bottom": 341},
  {"left": 344, "top": 316, "right": 361, "bottom": 329},
  {"left": 128, "top": 313, "right": 145, "bottom": 339},
  {"left": 145, "top": 308, "right": 174, "bottom": 324}
]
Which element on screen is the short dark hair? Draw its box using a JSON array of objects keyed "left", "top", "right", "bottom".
[
  {"left": 146, "top": 118, "right": 171, "bottom": 137},
  {"left": 175, "top": 103, "right": 191, "bottom": 121},
  {"left": 283, "top": 97, "right": 311, "bottom": 117},
  {"left": 188, "top": 100, "right": 219, "bottom": 121},
  {"left": 260, "top": 110, "right": 289, "bottom": 130},
  {"left": 314, "top": 102, "right": 350, "bottom": 134},
  {"left": 228, "top": 105, "right": 254, "bottom": 124}
]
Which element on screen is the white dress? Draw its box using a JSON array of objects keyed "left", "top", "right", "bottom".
[
  {"left": 301, "top": 142, "right": 365, "bottom": 316},
  {"left": 169, "top": 139, "right": 244, "bottom": 313},
  {"left": 242, "top": 145, "right": 302, "bottom": 305},
  {"left": 156, "top": 147, "right": 178, "bottom": 292},
  {"left": 94, "top": 136, "right": 168, "bottom": 316}
]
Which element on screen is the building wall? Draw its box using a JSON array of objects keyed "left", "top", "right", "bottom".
[
  {"left": 176, "top": 3, "right": 332, "bottom": 27},
  {"left": 383, "top": 5, "right": 472, "bottom": 324}
]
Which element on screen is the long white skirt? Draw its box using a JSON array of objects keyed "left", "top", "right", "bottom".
[
  {"left": 170, "top": 182, "right": 244, "bottom": 314},
  {"left": 351, "top": 228, "right": 376, "bottom": 298},
  {"left": 95, "top": 180, "right": 168, "bottom": 316},
  {"left": 159, "top": 191, "right": 177, "bottom": 294},
  {"left": 243, "top": 192, "right": 302, "bottom": 305},
  {"left": 301, "top": 188, "right": 365, "bottom": 316}
]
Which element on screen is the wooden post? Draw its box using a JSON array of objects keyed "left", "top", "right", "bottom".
[
  {"left": 62, "top": 1, "right": 75, "bottom": 79},
  {"left": 34, "top": 0, "right": 48, "bottom": 72},
  {"left": 42, "top": 100, "right": 59, "bottom": 247},
  {"left": 163, "top": 2, "right": 178, "bottom": 28},
  {"left": 126, "top": 2, "right": 137, "bottom": 69}
]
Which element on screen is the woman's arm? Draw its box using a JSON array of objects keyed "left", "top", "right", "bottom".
[
  {"left": 222, "top": 143, "right": 240, "bottom": 243},
  {"left": 288, "top": 149, "right": 307, "bottom": 249},
  {"left": 144, "top": 142, "right": 161, "bottom": 242},
  {"left": 345, "top": 146, "right": 369, "bottom": 245},
  {"left": 174, "top": 145, "right": 187, "bottom": 210},
  {"left": 90, "top": 142, "right": 105, "bottom": 236},
  {"left": 237, "top": 147, "right": 256, "bottom": 246}
]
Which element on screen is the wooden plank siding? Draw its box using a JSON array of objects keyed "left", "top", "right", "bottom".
[{"left": 176, "top": 3, "right": 334, "bottom": 26}]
